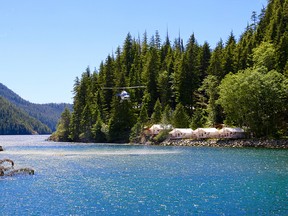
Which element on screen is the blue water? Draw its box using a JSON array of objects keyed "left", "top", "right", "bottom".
[{"left": 0, "top": 135, "right": 287, "bottom": 215}]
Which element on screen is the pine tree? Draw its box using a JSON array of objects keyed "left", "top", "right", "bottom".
[
  {"left": 223, "top": 32, "right": 237, "bottom": 75},
  {"left": 208, "top": 40, "right": 224, "bottom": 78},
  {"left": 151, "top": 99, "right": 162, "bottom": 123},
  {"left": 172, "top": 103, "right": 190, "bottom": 128},
  {"left": 122, "top": 33, "right": 134, "bottom": 76},
  {"left": 142, "top": 47, "right": 160, "bottom": 115},
  {"left": 198, "top": 41, "right": 211, "bottom": 81},
  {"left": 108, "top": 99, "right": 136, "bottom": 143},
  {"left": 174, "top": 34, "right": 200, "bottom": 114},
  {"left": 100, "top": 55, "right": 115, "bottom": 117},
  {"left": 53, "top": 107, "right": 71, "bottom": 141},
  {"left": 157, "top": 70, "right": 171, "bottom": 107},
  {"left": 161, "top": 105, "right": 172, "bottom": 125}
]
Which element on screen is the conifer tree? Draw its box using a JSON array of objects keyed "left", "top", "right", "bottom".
[
  {"left": 161, "top": 105, "right": 172, "bottom": 125},
  {"left": 198, "top": 41, "right": 211, "bottom": 81},
  {"left": 142, "top": 47, "right": 160, "bottom": 115},
  {"left": 151, "top": 99, "right": 162, "bottom": 124},
  {"left": 157, "top": 70, "right": 171, "bottom": 107},
  {"left": 200, "top": 75, "right": 222, "bottom": 126},
  {"left": 54, "top": 107, "right": 71, "bottom": 141},
  {"left": 122, "top": 33, "right": 134, "bottom": 76},
  {"left": 208, "top": 39, "right": 224, "bottom": 79},
  {"left": 172, "top": 103, "right": 190, "bottom": 128},
  {"left": 108, "top": 99, "right": 136, "bottom": 143},
  {"left": 174, "top": 34, "right": 200, "bottom": 114},
  {"left": 223, "top": 32, "right": 237, "bottom": 75},
  {"left": 100, "top": 55, "right": 115, "bottom": 117}
]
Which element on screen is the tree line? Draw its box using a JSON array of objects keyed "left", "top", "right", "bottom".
[
  {"left": 0, "top": 97, "right": 51, "bottom": 135},
  {"left": 51, "top": 0, "right": 288, "bottom": 143}
]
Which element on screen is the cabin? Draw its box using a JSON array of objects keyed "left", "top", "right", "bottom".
[
  {"left": 149, "top": 124, "right": 173, "bottom": 136},
  {"left": 219, "top": 127, "right": 245, "bottom": 139},
  {"left": 169, "top": 128, "right": 193, "bottom": 139},
  {"left": 193, "top": 128, "right": 219, "bottom": 139}
]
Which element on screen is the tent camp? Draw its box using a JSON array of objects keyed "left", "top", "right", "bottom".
[
  {"left": 169, "top": 128, "right": 193, "bottom": 139},
  {"left": 193, "top": 128, "right": 219, "bottom": 139},
  {"left": 219, "top": 127, "right": 245, "bottom": 138}
]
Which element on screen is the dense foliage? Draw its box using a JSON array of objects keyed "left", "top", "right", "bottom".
[
  {"left": 53, "top": 0, "right": 288, "bottom": 142},
  {"left": 0, "top": 83, "right": 72, "bottom": 131},
  {"left": 0, "top": 96, "right": 51, "bottom": 134}
]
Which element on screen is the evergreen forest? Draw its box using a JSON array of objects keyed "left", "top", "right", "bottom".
[
  {"left": 51, "top": 0, "right": 288, "bottom": 143},
  {"left": 0, "top": 82, "right": 72, "bottom": 133},
  {"left": 0, "top": 96, "right": 51, "bottom": 135}
]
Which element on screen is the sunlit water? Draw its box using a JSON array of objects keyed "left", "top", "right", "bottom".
[{"left": 0, "top": 135, "right": 287, "bottom": 215}]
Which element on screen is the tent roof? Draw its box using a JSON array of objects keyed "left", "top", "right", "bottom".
[
  {"left": 169, "top": 128, "right": 193, "bottom": 134},
  {"left": 195, "top": 128, "right": 219, "bottom": 133},
  {"left": 221, "top": 127, "right": 244, "bottom": 132}
]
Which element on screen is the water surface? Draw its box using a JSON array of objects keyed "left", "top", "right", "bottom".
[{"left": 0, "top": 135, "right": 287, "bottom": 215}]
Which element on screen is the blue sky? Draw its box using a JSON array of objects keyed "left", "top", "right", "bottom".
[{"left": 0, "top": 0, "right": 267, "bottom": 104}]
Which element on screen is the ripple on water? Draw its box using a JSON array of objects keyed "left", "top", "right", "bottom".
[{"left": 0, "top": 135, "right": 288, "bottom": 215}]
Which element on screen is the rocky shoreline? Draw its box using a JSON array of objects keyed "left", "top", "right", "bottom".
[{"left": 160, "top": 139, "right": 288, "bottom": 149}]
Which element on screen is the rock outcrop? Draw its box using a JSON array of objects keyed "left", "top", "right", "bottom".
[{"left": 160, "top": 139, "right": 288, "bottom": 149}]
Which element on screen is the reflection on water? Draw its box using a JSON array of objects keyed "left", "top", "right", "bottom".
[{"left": 0, "top": 135, "right": 288, "bottom": 215}]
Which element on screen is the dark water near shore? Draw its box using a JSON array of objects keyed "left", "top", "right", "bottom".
[{"left": 0, "top": 135, "right": 287, "bottom": 215}]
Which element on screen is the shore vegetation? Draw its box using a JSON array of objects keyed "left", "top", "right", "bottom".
[{"left": 51, "top": 0, "right": 288, "bottom": 143}]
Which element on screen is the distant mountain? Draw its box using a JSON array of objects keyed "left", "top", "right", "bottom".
[
  {"left": 0, "top": 83, "right": 72, "bottom": 132},
  {"left": 0, "top": 96, "right": 51, "bottom": 134}
]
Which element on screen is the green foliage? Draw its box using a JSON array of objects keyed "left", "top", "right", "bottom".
[
  {"left": 200, "top": 75, "right": 222, "bottom": 126},
  {"left": 218, "top": 68, "right": 288, "bottom": 137},
  {"left": 51, "top": 108, "right": 71, "bottom": 141},
  {"left": 0, "top": 83, "right": 72, "bottom": 131},
  {"left": 108, "top": 99, "right": 136, "bottom": 143},
  {"left": 172, "top": 103, "right": 190, "bottom": 128},
  {"left": 190, "top": 108, "right": 207, "bottom": 129},
  {"left": 0, "top": 96, "right": 51, "bottom": 135},
  {"left": 252, "top": 42, "right": 276, "bottom": 71},
  {"left": 92, "top": 119, "right": 107, "bottom": 143},
  {"left": 51, "top": 0, "right": 288, "bottom": 142},
  {"left": 153, "top": 129, "right": 170, "bottom": 143},
  {"left": 129, "top": 121, "right": 143, "bottom": 143},
  {"left": 161, "top": 105, "right": 173, "bottom": 125},
  {"left": 151, "top": 99, "right": 162, "bottom": 124}
]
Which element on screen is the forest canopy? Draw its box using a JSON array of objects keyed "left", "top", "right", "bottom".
[{"left": 51, "top": 0, "right": 288, "bottom": 143}]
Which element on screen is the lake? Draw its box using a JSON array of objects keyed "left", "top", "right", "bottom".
[{"left": 0, "top": 135, "right": 287, "bottom": 215}]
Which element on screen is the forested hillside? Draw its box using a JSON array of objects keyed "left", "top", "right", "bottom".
[
  {"left": 0, "top": 83, "right": 72, "bottom": 131},
  {"left": 0, "top": 96, "right": 51, "bottom": 134},
  {"left": 52, "top": 0, "right": 288, "bottom": 143}
]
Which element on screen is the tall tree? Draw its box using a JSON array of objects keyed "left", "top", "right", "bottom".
[
  {"left": 174, "top": 34, "right": 200, "bottom": 114},
  {"left": 142, "top": 47, "right": 160, "bottom": 115},
  {"left": 218, "top": 68, "right": 288, "bottom": 137},
  {"left": 151, "top": 99, "right": 162, "bottom": 124},
  {"left": 122, "top": 33, "right": 134, "bottom": 76},
  {"left": 208, "top": 40, "right": 224, "bottom": 79},
  {"left": 172, "top": 103, "right": 190, "bottom": 128},
  {"left": 198, "top": 41, "right": 211, "bottom": 81},
  {"left": 223, "top": 32, "right": 237, "bottom": 75},
  {"left": 108, "top": 99, "right": 136, "bottom": 143}
]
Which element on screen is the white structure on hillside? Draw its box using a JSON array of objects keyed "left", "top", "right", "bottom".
[
  {"left": 149, "top": 124, "right": 173, "bottom": 136},
  {"left": 169, "top": 128, "right": 193, "bottom": 139},
  {"left": 193, "top": 128, "right": 219, "bottom": 139},
  {"left": 219, "top": 127, "right": 245, "bottom": 138}
]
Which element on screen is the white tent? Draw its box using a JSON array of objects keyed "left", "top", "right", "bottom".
[
  {"left": 149, "top": 124, "right": 173, "bottom": 135},
  {"left": 169, "top": 128, "right": 193, "bottom": 139},
  {"left": 193, "top": 128, "right": 219, "bottom": 139},
  {"left": 219, "top": 127, "right": 245, "bottom": 138}
]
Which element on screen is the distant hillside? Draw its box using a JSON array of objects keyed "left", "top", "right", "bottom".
[
  {"left": 0, "top": 96, "right": 51, "bottom": 134},
  {"left": 0, "top": 83, "right": 72, "bottom": 131}
]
